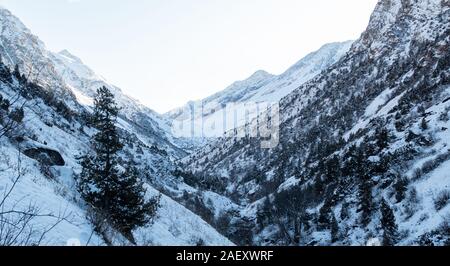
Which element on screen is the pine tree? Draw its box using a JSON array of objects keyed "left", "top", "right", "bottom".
[
  {"left": 256, "top": 197, "right": 271, "bottom": 229},
  {"left": 358, "top": 174, "right": 373, "bottom": 226},
  {"left": 0, "top": 58, "right": 12, "bottom": 83},
  {"left": 330, "top": 214, "right": 340, "bottom": 243},
  {"left": 375, "top": 127, "right": 390, "bottom": 151},
  {"left": 0, "top": 93, "right": 9, "bottom": 111},
  {"left": 8, "top": 107, "right": 24, "bottom": 123},
  {"left": 340, "top": 202, "right": 350, "bottom": 221},
  {"left": 325, "top": 155, "right": 341, "bottom": 181},
  {"left": 394, "top": 177, "right": 408, "bottom": 203},
  {"left": 13, "top": 64, "right": 21, "bottom": 80},
  {"left": 380, "top": 199, "right": 398, "bottom": 246},
  {"left": 418, "top": 105, "right": 426, "bottom": 115},
  {"left": 78, "top": 86, "right": 159, "bottom": 240},
  {"left": 420, "top": 118, "right": 429, "bottom": 131},
  {"left": 318, "top": 200, "right": 332, "bottom": 230},
  {"left": 78, "top": 86, "right": 123, "bottom": 211},
  {"left": 109, "top": 165, "right": 160, "bottom": 235}
]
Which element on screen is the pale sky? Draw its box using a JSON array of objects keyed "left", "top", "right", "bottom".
[{"left": 0, "top": 0, "right": 378, "bottom": 113}]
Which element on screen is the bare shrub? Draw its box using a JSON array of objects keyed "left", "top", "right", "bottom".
[
  {"left": 0, "top": 150, "right": 71, "bottom": 246},
  {"left": 434, "top": 190, "right": 450, "bottom": 211},
  {"left": 404, "top": 188, "right": 420, "bottom": 220}
]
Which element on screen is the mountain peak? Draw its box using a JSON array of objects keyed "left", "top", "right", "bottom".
[
  {"left": 249, "top": 70, "right": 273, "bottom": 79},
  {"left": 0, "top": 7, "right": 31, "bottom": 33},
  {"left": 234, "top": 70, "right": 274, "bottom": 86}
]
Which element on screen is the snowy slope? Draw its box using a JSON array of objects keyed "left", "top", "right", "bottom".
[
  {"left": 50, "top": 50, "right": 187, "bottom": 157},
  {"left": 0, "top": 7, "right": 232, "bottom": 246},
  {"left": 3, "top": 0, "right": 449, "bottom": 247},
  {"left": 183, "top": 0, "right": 450, "bottom": 246},
  {"left": 0, "top": 59, "right": 232, "bottom": 246},
  {"left": 0, "top": 8, "right": 76, "bottom": 107},
  {"left": 0, "top": 7, "right": 185, "bottom": 157},
  {"left": 167, "top": 41, "right": 352, "bottom": 140},
  {"left": 249, "top": 41, "right": 353, "bottom": 103}
]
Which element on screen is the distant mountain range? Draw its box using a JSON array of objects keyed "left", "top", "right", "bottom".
[
  {"left": 166, "top": 41, "right": 352, "bottom": 141},
  {"left": 1, "top": 0, "right": 449, "bottom": 246}
]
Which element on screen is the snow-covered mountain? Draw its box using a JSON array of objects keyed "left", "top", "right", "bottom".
[
  {"left": 167, "top": 41, "right": 352, "bottom": 141},
  {"left": 2, "top": 0, "right": 449, "bottom": 247},
  {"left": 0, "top": 8, "right": 77, "bottom": 106},
  {"left": 0, "top": 7, "right": 232, "bottom": 246},
  {"left": 246, "top": 41, "right": 353, "bottom": 104},
  {"left": 49, "top": 49, "right": 188, "bottom": 157},
  {"left": 0, "top": 7, "right": 186, "bottom": 158},
  {"left": 182, "top": 0, "right": 450, "bottom": 246}
]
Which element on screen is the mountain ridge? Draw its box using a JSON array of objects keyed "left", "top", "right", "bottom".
[
  {"left": 1, "top": 0, "right": 449, "bottom": 246},
  {"left": 167, "top": 40, "right": 353, "bottom": 143},
  {"left": 0, "top": 6, "right": 232, "bottom": 245},
  {"left": 181, "top": 0, "right": 450, "bottom": 246}
]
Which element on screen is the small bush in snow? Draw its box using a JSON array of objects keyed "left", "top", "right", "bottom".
[
  {"left": 420, "top": 118, "right": 429, "bottom": 131},
  {"left": 412, "top": 168, "right": 423, "bottom": 181},
  {"left": 404, "top": 188, "right": 420, "bottom": 220},
  {"left": 195, "top": 238, "right": 206, "bottom": 246},
  {"left": 418, "top": 219, "right": 450, "bottom": 246},
  {"left": 434, "top": 190, "right": 450, "bottom": 211},
  {"left": 419, "top": 213, "right": 430, "bottom": 223},
  {"left": 424, "top": 151, "right": 450, "bottom": 175},
  {"left": 439, "top": 111, "right": 449, "bottom": 122},
  {"left": 412, "top": 151, "right": 450, "bottom": 182}
]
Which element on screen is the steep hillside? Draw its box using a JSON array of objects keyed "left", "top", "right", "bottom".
[
  {"left": 0, "top": 8, "right": 74, "bottom": 103},
  {"left": 0, "top": 54, "right": 232, "bottom": 246},
  {"left": 183, "top": 0, "right": 450, "bottom": 246},
  {"left": 2, "top": 0, "right": 449, "bottom": 247},
  {"left": 49, "top": 50, "right": 187, "bottom": 157},
  {"left": 0, "top": 7, "right": 186, "bottom": 158},
  {"left": 167, "top": 41, "right": 352, "bottom": 142},
  {"left": 0, "top": 7, "right": 232, "bottom": 246}
]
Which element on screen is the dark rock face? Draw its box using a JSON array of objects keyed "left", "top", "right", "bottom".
[{"left": 23, "top": 148, "right": 65, "bottom": 166}]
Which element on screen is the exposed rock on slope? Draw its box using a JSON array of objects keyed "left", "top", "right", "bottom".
[
  {"left": 0, "top": 7, "right": 231, "bottom": 246},
  {"left": 167, "top": 41, "right": 352, "bottom": 143},
  {"left": 184, "top": 0, "right": 450, "bottom": 246}
]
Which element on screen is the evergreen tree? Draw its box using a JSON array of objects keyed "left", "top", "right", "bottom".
[
  {"left": 0, "top": 93, "right": 23, "bottom": 138},
  {"left": 256, "top": 197, "right": 272, "bottom": 230},
  {"left": 109, "top": 165, "right": 160, "bottom": 235},
  {"left": 8, "top": 107, "right": 24, "bottom": 123},
  {"left": 330, "top": 214, "right": 340, "bottom": 243},
  {"left": 418, "top": 105, "right": 426, "bottom": 115},
  {"left": 375, "top": 127, "right": 390, "bottom": 151},
  {"left": 325, "top": 155, "right": 341, "bottom": 181},
  {"left": 394, "top": 177, "right": 408, "bottom": 203},
  {"left": 358, "top": 174, "right": 373, "bottom": 226},
  {"left": 420, "top": 118, "right": 429, "bottom": 131},
  {"left": 380, "top": 199, "right": 399, "bottom": 246},
  {"left": 0, "top": 94, "right": 9, "bottom": 113},
  {"left": 340, "top": 202, "right": 350, "bottom": 221},
  {"left": 0, "top": 58, "right": 12, "bottom": 83},
  {"left": 318, "top": 200, "right": 332, "bottom": 230},
  {"left": 343, "top": 144, "right": 366, "bottom": 177},
  {"left": 13, "top": 64, "right": 21, "bottom": 80},
  {"left": 77, "top": 86, "right": 159, "bottom": 240}
]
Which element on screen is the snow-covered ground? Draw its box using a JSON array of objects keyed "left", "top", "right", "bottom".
[
  {"left": 136, "top": 186, "right": 233, "bottom": 246},
  {"left": 2, "top": 0, "right": 450, "bottom": 247},
  {"left": 0, "top": 102, "right": 232, "bottom": 246},
  {"left": 0, "top": 6, "right": 233, "bottom": 246},
  {"left": 168, "top": 41, "right": 353, "bottom": 140}
]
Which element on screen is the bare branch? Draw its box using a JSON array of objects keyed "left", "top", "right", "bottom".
[{"left": 0, "top": 149, "right": 74, "bottom": 246}]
